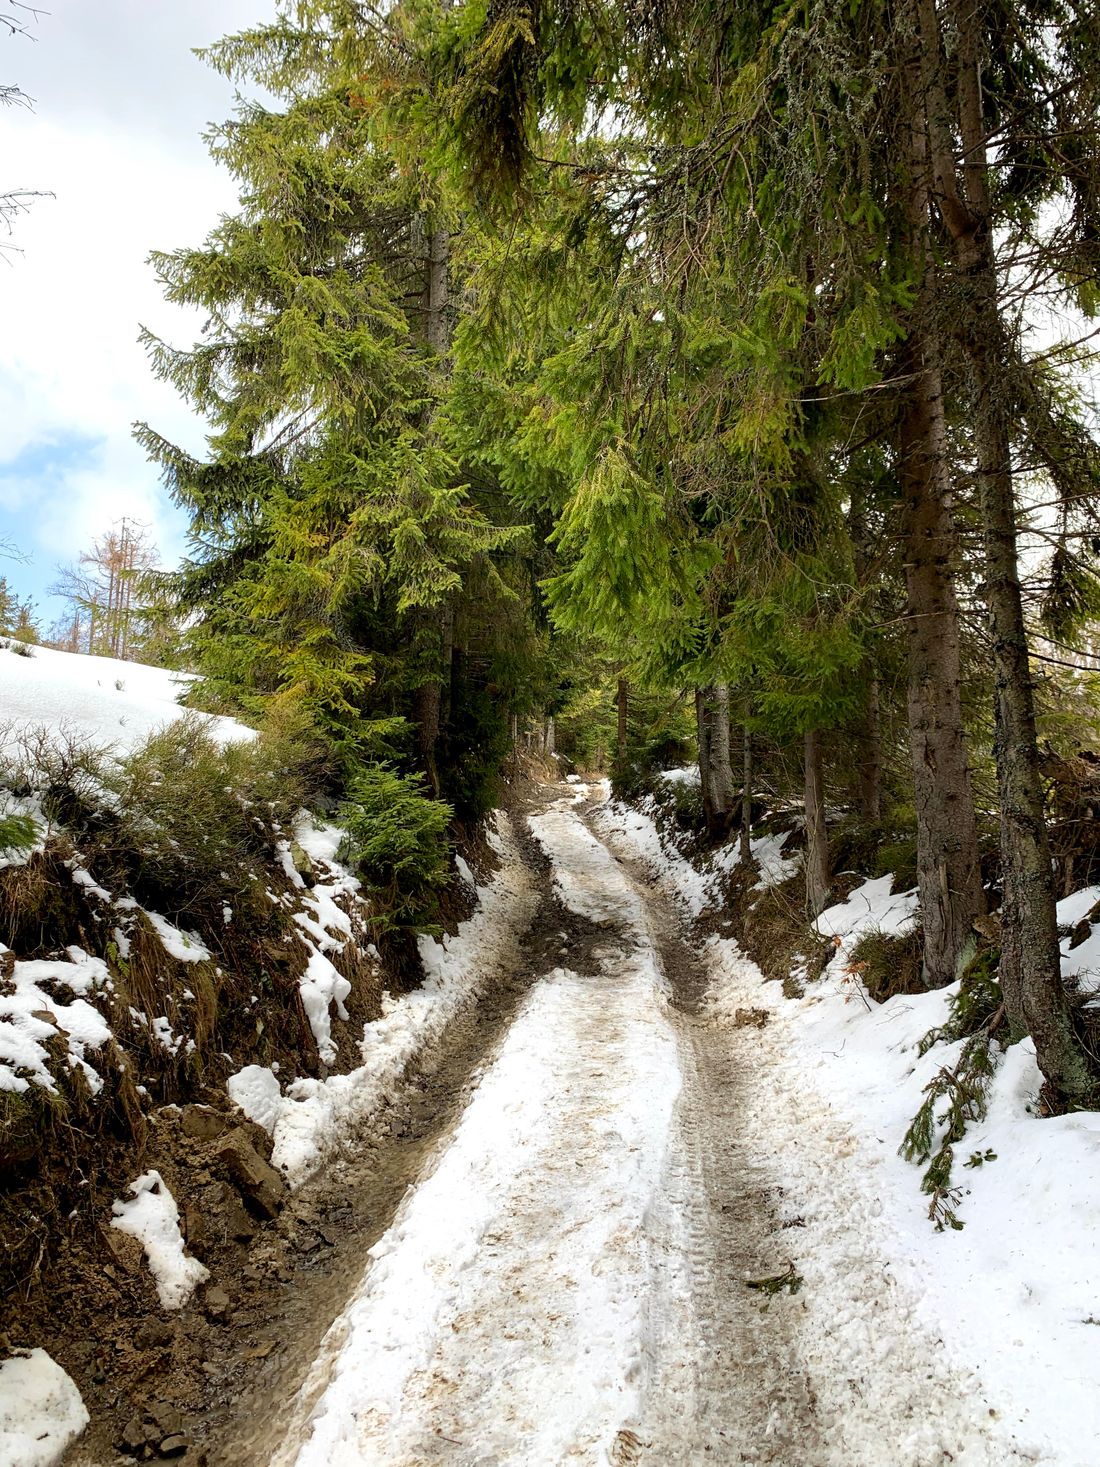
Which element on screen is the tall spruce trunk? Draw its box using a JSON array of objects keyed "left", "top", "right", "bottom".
[
  {"left": 616, "top": 678, "right": 629, "bottom": 772},
  {"left": 804, "top": 728, "right": 830, "bottom": 917},
  {"left": 897, "top": 39, "right": 986, "bottom": 988},
  {"left": 695, "top": 685, "right": 734, "bottom": 838},
  {"left": 411, "top": 220, "right": 452, "bottom": 794},
  {"left": 914, "top": 0, "right": 1093, "bottom": 1100},
  {"left": 740, "top": 723, "right": 753, "bottom": 864},
  {"left": 860, "top": 678, "right": 883, "bottom": 824},
  {"left": 898, "top": 329, "right": 986, "bottom": 986}
]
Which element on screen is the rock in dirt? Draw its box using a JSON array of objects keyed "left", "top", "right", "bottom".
[
  {"left": 216, "top": 1128, "right": 287, "bottom": 1219},
  {"left": 202, "top": 1284, "right": 231, "bottom": 1322},
  {"left": 134, "top": 1320, "right": 175, "bottom": 1351},
  {"left": 181, "top": 1105, "right": 229, "bottom": 1142}
]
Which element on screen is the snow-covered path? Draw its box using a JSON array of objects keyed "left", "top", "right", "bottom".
[{"left": 256, "top": 791, "right": 1024, "bottom": 1466}]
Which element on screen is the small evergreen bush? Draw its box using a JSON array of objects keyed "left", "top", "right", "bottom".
[
  {"left": 0, "top": 812, "right": 36, "bottom": 858},
  {"left": 338, "top": 765, "right": 452, "bottom": 924},
  {"left": 108, "top": 713, "right": 317, "bottom": 915}
]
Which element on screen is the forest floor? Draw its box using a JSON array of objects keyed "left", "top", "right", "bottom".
[{"left": 56, "top": 781, "right": 1039, "bottom": 1467}]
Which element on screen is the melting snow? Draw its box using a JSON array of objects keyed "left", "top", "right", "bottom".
[
  {"left": 0, "top": 948, "right": 112, "bottom": 1095},
  {"left": 0, "top": 1348, "right": 88, "bottom": 1467},
  {"left": 110, "top": 1170, "right": 209, "bottom": 1309}
]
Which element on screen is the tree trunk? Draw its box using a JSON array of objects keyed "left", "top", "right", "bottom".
[
  {"left": 411, "top": 221, "right": 452, "bottom": 791},
  {"left": 922, "top": 0, "right": 1092, "bottom": 1100},
  {"left": 711, "top": 682, "right": 734, "bottom": 817},
  {"left": 898, "top": 329, "right": 986, "bottom": 986},
  {"left": 896, "top": 34, "right": 986, "bottom": 988},
  {"left": 616, "top": 678, "right": 629, "bottom": 771},
  {"left": 425, "top": 226, "right": 449, "bottom": 355},
  {"left": 804, "top": 728, "right": 830, "bottom": 917},
  {"left": 696, "top": 684, "right": 733, "bottom": 838},
  {"left": 696, "top": 688, "right": 714, "bottom": 827},
  {"left": 739, "top": 723, "right": 753, "bottom": 865},
  {"left": 413, "top": 677, "right": 441, "bottom": 797},
  {"left": 859, "top": 678, "right": 882, "bottom": 824}
]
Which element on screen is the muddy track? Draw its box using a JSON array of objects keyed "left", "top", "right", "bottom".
[
  {"left": 67, "top": 801, "right": 618, "bottom": 1466},
  {"left": 69, "top": 789, "right": 822, "bottom": 1465},
  {"left": 589, "top": 805, "right": 825, "bottom": 1463}
]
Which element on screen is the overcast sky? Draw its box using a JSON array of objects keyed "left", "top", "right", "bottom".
[{"left": 0, "top": 0, "right": 276, "bottom": 626}]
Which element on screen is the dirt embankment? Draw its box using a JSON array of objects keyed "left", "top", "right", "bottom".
[{"left": 1, "top": 798, "right": 558, "bottom": 1465}]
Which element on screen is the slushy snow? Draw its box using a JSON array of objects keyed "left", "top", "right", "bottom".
[{"left": 598, "top": 785, "right": 1100, "bottom": 1467}]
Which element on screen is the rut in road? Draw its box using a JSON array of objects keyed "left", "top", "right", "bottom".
[{"left": 257, "top": 791, "right": 825, "bottom": 1466}]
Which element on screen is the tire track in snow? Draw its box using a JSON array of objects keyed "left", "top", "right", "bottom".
[{"left": 266, "top": 797, "right": 689, "bottom": 1465}]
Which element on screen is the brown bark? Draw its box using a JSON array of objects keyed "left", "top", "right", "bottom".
[
  {"left": 616, "top": 678, "right": 629, "bottom": 770},
  {"left": 859, "top": 678, "right": 883, "bottom": 824},
  {"left": 804, "top": 728, "right": 831, "bottom": 918},
  {"left": 896, "top": 32, "right": 986, "bottom": 988},
  {"left": 696, "top": 684, "right": 734, "bottom": 838},
  {"left": 711, "top": 682, "right": 734, "bottom": 817},
  {"left": 413, "top": 677, "right": 441, "bottom": 797},
  {"left": 898, "top": 327, "right": 985, "bottom": 986},
  {"left": 411, "top": 222, "right": 451, "bottom": 793},
  {"left": 739, "top": 723, "right": 753, "bottom": 865}
]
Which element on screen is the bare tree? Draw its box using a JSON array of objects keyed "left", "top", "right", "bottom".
[
  {"left": 2, "top": 1, "right": 51, "bottom": 247},
  {"left": 51, "top": 520, "right": 160, "bottom": 659}
]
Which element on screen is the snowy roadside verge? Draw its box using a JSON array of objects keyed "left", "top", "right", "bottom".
[
  {"left": 594, "top": 790, "right": 1100, "bottom": 1467},
  {"left": 229, "top": 813, "right": 539, "bottom": 1188}
]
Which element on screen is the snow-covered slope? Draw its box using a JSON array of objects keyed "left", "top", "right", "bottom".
[{"left": 0, "top": 640, "right": 253, "bottom": 756}]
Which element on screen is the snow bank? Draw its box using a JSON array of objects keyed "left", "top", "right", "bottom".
[
  {"left": 0, "top": 641, "right": 253, "bottom": 758},
  {"left": 230, "top": 813, "right": 538, "bottom": 1188},
  {"left": 0, "top": 947, "right": 112, "bottom": 1095},
  {"left": 110, "top": 1170, "right": 209, "bottom": 1309},
  {"left": 141, "top": 910, "right": 211, "bottom": 963},
  {"left": 0, "top": 1349, "right": 88, "bottom": 1467},
  {"left": 606, "top": 793, "right": 1100, "bottom": 1465},
  {"left": 591, "top": 799, "right": 715, "bottom": 915}
]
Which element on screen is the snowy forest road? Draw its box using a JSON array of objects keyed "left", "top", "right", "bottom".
[
  {"left": 257, "top": 789, "right": 825, "bottom": 1466},
  {"left": 104, "top": 785, "right": 1025, "bottom": 1467}
]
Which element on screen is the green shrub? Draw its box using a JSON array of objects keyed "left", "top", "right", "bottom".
[
  {"left": 847, "top": 925, "right": 924, "bottom": 1002},
  {"left": 108, "top": 713, "right": 316, "bottom": 915},
  {"left": 873, "top": 837, "right": 918, "bottom": 891},
  {"left": 0, "top": 724, "right": 110, "bottom": 829},
  {"left": 338, "top": 765, "right": 452, "bottom": 924}
]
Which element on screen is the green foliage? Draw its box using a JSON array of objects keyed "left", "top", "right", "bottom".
[
  {"left": 108, "top": 714, "right": 321, "bottom": 916},
  {"left": 917, "top": 946, "right": 1003, "bottom": 1057},
  {"left": 846, "top": 926, "right": 924, "bottom": 1002},
  {"left": 137, "top": 5, "right": 537, "bottom": 782},
  {"left": 338, "top": 765, "right": 453, "bottom": 924},
  {"left": 0, "top": 812, "right": 36, "bottom": 857},
  {"left": 900, "top": 947, "right": 1005, "bottom": 1229}
]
